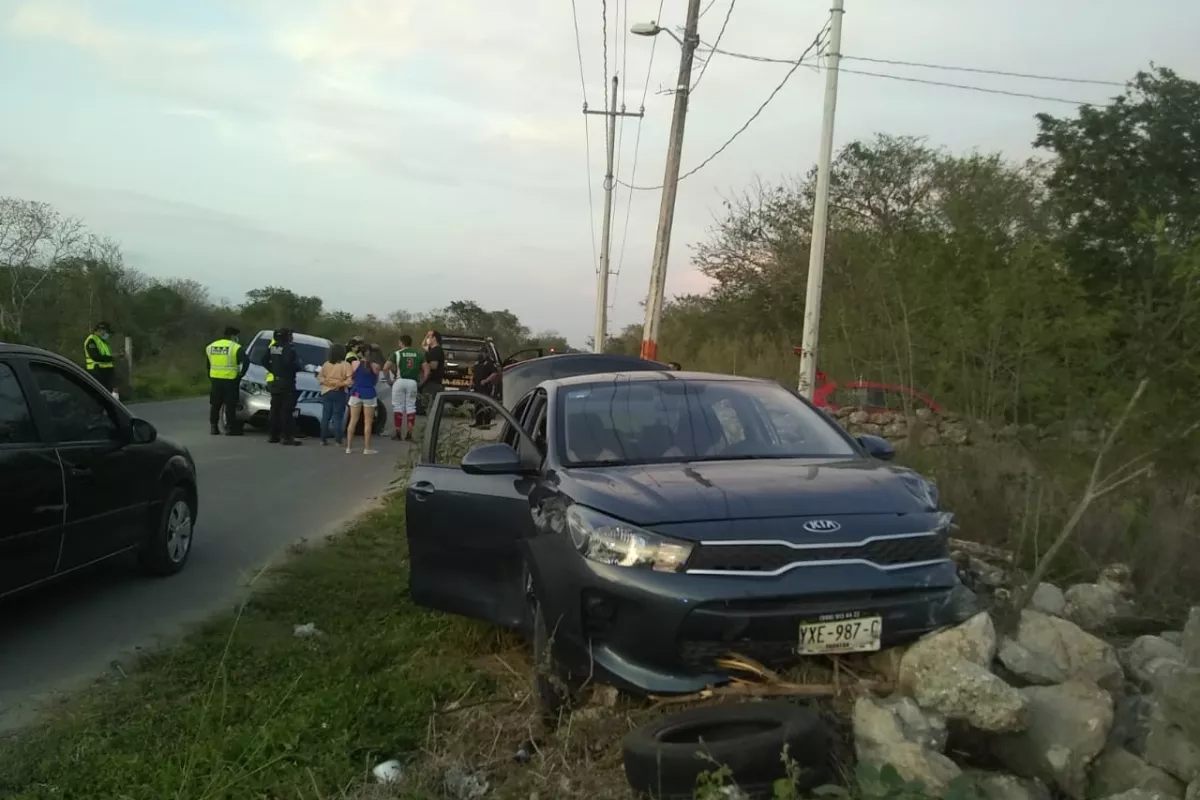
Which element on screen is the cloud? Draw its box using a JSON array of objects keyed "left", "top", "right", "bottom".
[{"left": 7, "top": 1, "right": 212, "bottom": 59}]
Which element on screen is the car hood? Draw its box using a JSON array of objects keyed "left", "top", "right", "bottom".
[
  {"left": 558, "top": 458, "right": 937, "bottom": 525},
  {"left": 243, "top": 364, "right": 320, "bottom": 390}
]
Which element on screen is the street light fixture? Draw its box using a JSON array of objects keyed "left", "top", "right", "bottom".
[{"left": 630, "top": 21, "right": 683, "bottom": 45}]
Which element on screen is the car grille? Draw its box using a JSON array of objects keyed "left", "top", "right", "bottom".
[
  {"left": 686, "top": 533, "right": 947, "bottom": 574},
  {"left": 297, "top": 390, "right": 320, "bottom": 403}
]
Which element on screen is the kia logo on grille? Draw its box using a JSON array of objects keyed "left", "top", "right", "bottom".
[{"left": 803, "top": 519, "right": 842, "bottom": 533}]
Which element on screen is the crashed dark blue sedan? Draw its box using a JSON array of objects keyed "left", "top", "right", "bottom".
[{"left": 406, "top": 371, "right": 968, "bottom": 709}]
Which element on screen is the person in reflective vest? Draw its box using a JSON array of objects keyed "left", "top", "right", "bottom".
[
  {"left": 84, "top": 321, "right": 117, "bottom": 394},
  {"left": 345, "top": 337, "right": 362, "bottom": 363},
  {"left": 205, "top": 325, "right": 249, "bottom": 436},
  {"left": 266, "top": 328, "right": 303, "bottom": 445}
]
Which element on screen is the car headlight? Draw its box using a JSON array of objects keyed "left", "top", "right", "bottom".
[
  {"left": 240, "top": 379, "right": 267, "bottom": 396},
  {"left": 565, "top": 505, "right": 693, "bottom": 573}
]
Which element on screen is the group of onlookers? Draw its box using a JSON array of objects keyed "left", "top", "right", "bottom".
[{"left": 316, "top": 331, "right": 445, "bottom": 453}]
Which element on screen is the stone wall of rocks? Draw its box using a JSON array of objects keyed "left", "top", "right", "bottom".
[
  {"left": 831, "top": 406, "right": 1106, "bottom": 449},
  {"left": 855, "top": 554, "right": 1200, "bottom": 800},
  {"left": 831, "top": 407, "right": 972, "bottom": 449}
]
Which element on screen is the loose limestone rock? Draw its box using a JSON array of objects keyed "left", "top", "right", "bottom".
[
  {"left": 1154, "top": 666, "right": 1200, "bottom": 746},
  {"left": 853, "top": 695, "right": 961, "bottom": 793},
  {"left": 1099, "top": 791, "right": 1178, "bottom": 800},
  {"left": 1065, "top": 583, "right": 1133, "bottom": 632},
  {"left": 910, "top": 658, "right": 1029, "bottom": 733},
  {"left": 1182, "top": 608, "right": 1200, "bottom": 669},
  {"left": 998, "top": 610, "right": 1124, "bottom": 691},
  {"left": 1123, "top": 636, "right": 1187, "bottom": 685},
  {"left": 1143, "top": 705, "right": 1200, "bottom": 784},
  {"left": 900, "top": 612, "right": 998, "bottom": 683},
  {"left": 991, "top": 681, "right": 1114, "bottom": 800},
  {"left": 1089, "top": 746, "right": 1186, "bottom": 799},
  {"left": 967, "top": 770, "right": 1051, "bottom": 800},
  {"left": 1030, "top": 583, "right": 1067, "bottom": 618}
]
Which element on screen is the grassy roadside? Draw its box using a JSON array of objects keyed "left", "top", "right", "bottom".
[{"left": 0, "top": 494, "right": 494, "bottom": 800}]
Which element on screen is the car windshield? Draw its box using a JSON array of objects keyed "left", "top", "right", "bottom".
[
  {"left": 557, "top": 379, "right": 858, "bottom": 466},
  {"left": 246, "top": 338, "right": 329, "bottom": 369}
]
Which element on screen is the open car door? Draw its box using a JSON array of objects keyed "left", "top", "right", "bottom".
[
  {"left": 501, "top": 347, "right": 544, "bottom": 368},
  {"left": 405, "top": 391, "right": 540, "bottom": 629}
]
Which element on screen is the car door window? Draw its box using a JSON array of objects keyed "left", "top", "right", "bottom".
[
  {"left": 28, "top": 363, "right": 119, "bottom": 442},
  {"left": 0, "top": 363, "right": 38, "bottom": 444}
]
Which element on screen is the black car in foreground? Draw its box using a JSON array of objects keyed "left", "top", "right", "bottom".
[
  {"left": 0, "top": 344, "right": 198, "bottom": 599},
  {"left": 406, "top": 370, "right": 969, "bottom": 711}
]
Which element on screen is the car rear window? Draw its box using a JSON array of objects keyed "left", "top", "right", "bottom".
[
  {"left": 441, "top": 340, "right": 489, "bottom": 363},
  {"left": 557, "top": 379, "right": 856, "bottom": 466},
  {"left": 246, "top": 337, "right": 329, "bottom": 368}
]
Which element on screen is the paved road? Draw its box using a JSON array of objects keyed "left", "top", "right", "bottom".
[{"left": 0, "top": 397, "right": 410, "bottom": 732}]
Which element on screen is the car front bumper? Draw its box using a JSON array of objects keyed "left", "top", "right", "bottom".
[
  {"left": 236, "top": 390, "right": 323, "bottom": 426},
  {"left": 526, "top": 534, "right": 977, "bottom": 696}
]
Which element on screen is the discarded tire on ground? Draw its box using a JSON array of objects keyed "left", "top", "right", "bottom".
[{"left": 621, "top": 701, "right": 828, "bottom": 799}]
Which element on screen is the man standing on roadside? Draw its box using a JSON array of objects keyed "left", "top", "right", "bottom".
[
  {"left": 267, "top": 328, "right": 303, "bottom": 446},
  {"left": 387, "top": 334, "right": 424, "bottom": 441},
  {"left": 205, "top": 325, "right": 249, "bottom": 436},
  {"left": 84, "top": 321, "right": 118, "bottom": 396},
  {"left": 419, "top": 329, "right": 445, "bottom": 410},
  {"left": 470, "top": 349, "right": 500, "bottom": 428}
]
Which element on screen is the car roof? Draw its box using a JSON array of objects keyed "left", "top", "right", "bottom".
[
  {"left": 550, "top": 370, "right": 766, "bottom": 389},
  {"left": 505, "top": 352, "right": 665, "bottom": 371},
  {"left": 252, "top": 329, "right": 330, "bottom": 346},
  {"left": 0, "top": 342, "right": 75, "bottom": 362}
]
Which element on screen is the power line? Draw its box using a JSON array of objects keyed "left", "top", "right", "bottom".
[
  {"left": 690, "top": 0, "right": 737, "bottom": 93},
  {"left": 618, "top": 19, "right": 830, "bottom": 192},
  {"left": 613, "top": 0, "right": 664, "bottom": 277},
  {"left": 570, "top": 0, "right": 599, "bottom": 272},
  {"left": 696, "top": 43, "right": 1126, "bottom": 89},
  {"left": 842, "top": 55, "right": 1126, "bottom": 87},
  {"left": 699, "top": 0, "right": 717, "bottom": 18},
  {"left": 840, "top": 67, "right": 1109, "bottom": 106}
]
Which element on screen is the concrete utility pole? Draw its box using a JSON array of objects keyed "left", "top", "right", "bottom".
[
  {"left": 586, "top": 76, "right": 642, "bottom": 353},
  {"left": 797, "top": 0, "right": 845, "bottom": 399},
  {"left": 639, "top": 0, "right": 702, "bottom": 362}
]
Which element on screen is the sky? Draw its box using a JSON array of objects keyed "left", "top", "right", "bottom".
[{"left": 1, "top": 0, "right": 1198, "bottom": 346}]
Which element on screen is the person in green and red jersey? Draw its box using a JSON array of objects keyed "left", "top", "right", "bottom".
[{"left": 385, "top": 334, "right": 424, "bottom": 440}]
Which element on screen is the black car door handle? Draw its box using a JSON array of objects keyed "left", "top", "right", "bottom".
[
  {"left": 410, "top": 481, "right": 435, "bottom": 498},
  {"left": 69, "top": 466, "right": 92, "bottom": 478},
  {"left": 35, "top": 504, "right": 66, "bottom": 513}
]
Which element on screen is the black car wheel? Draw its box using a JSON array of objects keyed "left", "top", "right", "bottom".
[
  {"left": 621, "top": 702, "right": 828, "bottom": 799},
  {"left": 138, "top": 485, "right": 195, "bottom": 577}
]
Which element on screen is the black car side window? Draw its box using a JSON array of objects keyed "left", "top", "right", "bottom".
[
  {"left": 0, "top": 363, "right": 38, "bottom": 444},
  {"left": 28, "top": 363, "right": 119, "bottom": 443}
]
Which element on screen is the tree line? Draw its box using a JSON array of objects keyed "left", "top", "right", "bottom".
[
  {"left": 606, "top": 66, "right": 1198, "bottom": 440},
  {"left": 0, "top": 208, "right": 570, "bottom": 398}
]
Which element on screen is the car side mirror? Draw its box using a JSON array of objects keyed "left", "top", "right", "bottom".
[
  {"left": 130, "top": 418, "right": 158, "bottom": 444},
  {"left": 461, "top": 443, "right": 524, "bottom": 475},
  {"left": 857, "top": 434, "right": 895, "bottom": 461}
]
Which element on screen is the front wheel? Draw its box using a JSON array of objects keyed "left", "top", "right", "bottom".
[{"left": 139, "top": 485, "right": 195, "bottom": 576}]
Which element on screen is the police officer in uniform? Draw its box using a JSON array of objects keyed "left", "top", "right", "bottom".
[
  {"left": 205, "top": 326, "right": 249, "bottom": 435},
  {"left": 84, "top": 321, "right": 117, "bottom": 395},
  {"left": 265, "top": 328, "right": 304, "bottom": 445}
]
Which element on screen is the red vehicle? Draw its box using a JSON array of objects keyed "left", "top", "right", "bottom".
[{"left": 793, "top": 348, "right": 942, "bottom": 414}]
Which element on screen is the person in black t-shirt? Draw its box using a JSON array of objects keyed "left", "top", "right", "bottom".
[
  {"left": 420, "top": 330, "right": 445, "bottom": 406},
  {"left": 470, "top": 351, "right": 500, "bottom": 427}
]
